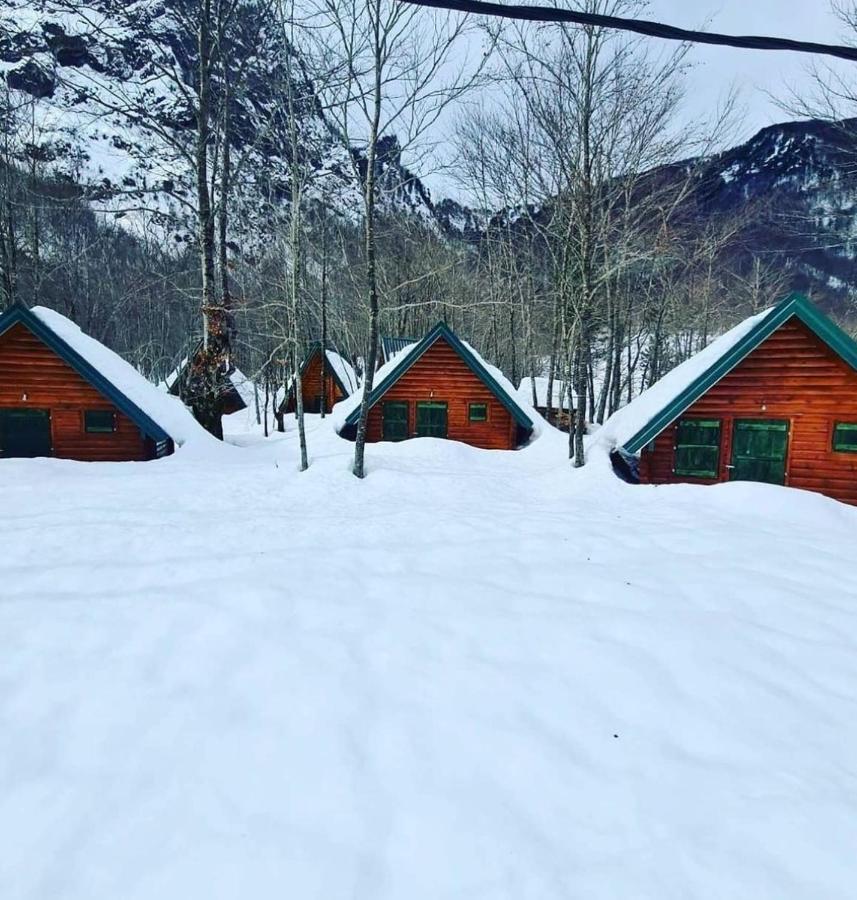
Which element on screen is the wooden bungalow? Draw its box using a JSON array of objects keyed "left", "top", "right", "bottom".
[
  {"left": 338, "top": 322, "right": 534, "bottom": 450},
  {"left": 166, "top": 345, "right": 255, "bottom": 416},
  {"left": 609, "top": 293, "right": 857, "bottom": 505},
  {"left": 280, "top": 344, "right": 358, "bottom": 416},
  {"left": 517, "top": 376, "right": 575, "bottom": 431},
  {"left": 0, "top": 303, "right": 184, "bottom": 460}
]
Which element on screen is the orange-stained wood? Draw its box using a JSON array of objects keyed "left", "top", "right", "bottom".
[
  {"left": 364, "top": 337, "right": 519, "bottom": 450},
  {"left": 0, "top": 321, "right": 163, "bottom": 461},
  {"left": 285, "top": 349, "right": 348, "bottom": 414},
  {"left": 639, "top": 318, "right": 857, "bottom": 505}
]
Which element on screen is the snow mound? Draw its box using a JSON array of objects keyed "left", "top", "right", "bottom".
[
  {"left": 325, "top": 349, "right": 358, "bottom": 394},
  {"left": 31, "top": 307, "right": 211, "bottom": 449}
]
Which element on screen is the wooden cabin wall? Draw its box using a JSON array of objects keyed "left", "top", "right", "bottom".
[
  {"left": 365, "top": 338, "right": 518, "bottom": 450},
  {"left": 0, "top": 322, "right": 155, "bottom": 461},
  {"left": 639, "top": 319, "right": 857, "bottom": 505},
  {"left": 286, "top": 351, "right": 345, "bottom": 413}
]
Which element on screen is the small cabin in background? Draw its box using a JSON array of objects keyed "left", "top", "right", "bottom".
[
  {"left": 0, "top": 303, "right": 184, "bottom": 460},
  {"left": 280, "top": 344, "right": 358, "bottom": 416},
  {"left": 166, "top": 345, "right": 256, "bottom": 416},
  {"left": 517, "top": 376, "right": 574, "bottom": 431},
  {"left": 609, "top": 294, "right": 857, "bottom": 506},
  {"left": 337, "top": 322, "right": 533, "bottom": 450}
]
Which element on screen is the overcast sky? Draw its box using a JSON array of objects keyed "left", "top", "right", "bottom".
[
  {"left": 647, "top": 0, "right": 847, "bottom": 137},
  {"left": 427, "top": 2, "right": 852, "bottom": 201}
]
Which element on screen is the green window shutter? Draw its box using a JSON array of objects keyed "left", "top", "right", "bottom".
[
  {"left": 674, "top": 418, "right": 721, "bottom": 478},
  {"left": 85, "top": 410, "right": 116, "bottom": 433},
  {"left": 382, "top": 401, "right": 409, "bottom": 441},
  {"left": 415, "top": 401, "right": 448, "bottom": 438},
  {"left": 833, "top": 422, "right": 857, "bottom": 453},
  {"left": 468, "top": 402, "right": 488, "bottom": 422}
]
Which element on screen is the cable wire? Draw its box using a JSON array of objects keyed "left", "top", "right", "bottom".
[{"left": 400, "top": 0, "right": 857, "bottom": 63}]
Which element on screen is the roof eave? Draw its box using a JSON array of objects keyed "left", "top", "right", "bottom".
[
  {"left": 622, "top": 293, "right": 857, "bottom": 454},
  {"left": 0, "top": 305, "right": 172, "bottom": 444}
]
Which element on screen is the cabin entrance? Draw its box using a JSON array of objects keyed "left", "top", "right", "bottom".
[
  {"left": 0, "top": 409, "right": 52, "bottom": 458},
  {"left": 729, "top": 419, "right": 789, "bottom": 485},
  {"left": 415, "top": 401, "right": 448, "bottom": 438}
]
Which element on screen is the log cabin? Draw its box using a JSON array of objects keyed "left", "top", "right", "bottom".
[
  {"left": 166, "top": 345, "right": 255, "bottom": 416},
  {"left": 0, "top": 303, "right": 190, "bottom": 460},
  {"left": 608, "top": 293, "right": 857, "bottom": 505},
  {"left": 337, "top": 322, "right": 534, "bottom": 450},
  {"left": 280, "top": 344, "right": 358, "bottom": 416}
]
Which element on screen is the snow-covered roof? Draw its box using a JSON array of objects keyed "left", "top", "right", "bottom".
[
  {"left": 324, "top": 349, "right": 358, "bottom": 395},
  {"left": 24, "top": 306, "right": 207, "bottom": 448},
  {"left": 332, "top": 324, "right": 538, "bottom": 436},
  {"left": 228, "top": 367, "right": 257, "bottom": 409},
  {"left": 164, "top": 350, "right": 257, "bottom": 412},
  {"left": 599, "top": 307, "right": 774, "bottom": 452},
  {"left": 517, "top": 376, "right": 573, "bottom": 411}
]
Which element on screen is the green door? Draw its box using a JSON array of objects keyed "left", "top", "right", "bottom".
[
  {"left": 730, "top": 419, "right": 789, "bottom": 485},
  {"left": 382, "top": 401, "right": 409, "bottom": 441},
  {"left": 415, "top": 401, "right": 448, "bottom": 438},
  {"left": 0, "top": 409, "right": 52, "bottom": 458}
]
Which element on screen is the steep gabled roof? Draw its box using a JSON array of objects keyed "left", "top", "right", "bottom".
[
  {"left": 340, "top": 321, "right": 534, "bottom": 433},
  {"left": 612, "top": 293, "right": 857, "bottom": 454},
  {"left": 380, "top": 335, "right": 416, "bottom": 364},
  {"left": 278, "top": 344, "right": 358, "bottom": 413},
  {"left": 0, "top": 303, "right": 195, "bottom": 445}
]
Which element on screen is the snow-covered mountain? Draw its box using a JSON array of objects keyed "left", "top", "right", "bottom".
[
  {"left": 683, "top": 118, "right": 857, "bottom": 310},
  {"left": 4, "top": 2, "right": 857, "bottom": 313},
  {"left": 0, "top": 0, "right": 446, "bottom": 232}
]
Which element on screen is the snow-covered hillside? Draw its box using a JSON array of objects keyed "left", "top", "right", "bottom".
[{"left": 2, "top": 417, "right": 857, "bottom": 899}]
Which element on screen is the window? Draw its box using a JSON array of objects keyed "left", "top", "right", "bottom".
[
  {"left": 415, "top": 401, "right": 448, "bottom": 438},
  {"left": 382, "top": 401, "right": 409, "bottom": 441},
  {"left": 674, "top": 418, "right": 721, "bottom": 478},
  {"left": 468, "top": 402, "right": 488, "bottom": 423},
  {"left": 833, "top": 422, "right": 857, "bottom": 453},
  {"left": 84, "top": 410, "right": 116, "bottom": 434}
]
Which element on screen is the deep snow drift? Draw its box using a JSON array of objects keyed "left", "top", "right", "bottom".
[{"left": 2, "top": 417, "right": 857, "bottom": 900}]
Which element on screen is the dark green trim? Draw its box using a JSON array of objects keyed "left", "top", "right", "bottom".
[
  {"left": 0, "top": 304, "right": 171, "bottom": 444},
  {"left": 468, "top": 402, "right": 488, "bottom": 422},
  {"left": 833, "top": 422, "right": 857, "bottom": 453},
  {"left": 343, "top": 322, "right": 534, "bottom": 434},
  {"left": 624, "top": 294, "right": 857, "bottom": 454},
  {"left": 673, "top": 417, "right": 721, "bottom": 478}
]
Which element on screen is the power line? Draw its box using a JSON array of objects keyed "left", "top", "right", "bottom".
[{"left": 401, "top": 0, "right": 857, "bottom": 64}]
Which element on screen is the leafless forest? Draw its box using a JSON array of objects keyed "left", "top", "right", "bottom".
[{"left": 2, "top": 0, "right": 857, "bottom": 468}]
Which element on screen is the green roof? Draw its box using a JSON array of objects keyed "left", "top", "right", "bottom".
[
  {"left": 343, "top": 321, "right": 534, "bottom": 433},
  {"left": 623, "top": 293, "right": 857, "bottom": 454}
]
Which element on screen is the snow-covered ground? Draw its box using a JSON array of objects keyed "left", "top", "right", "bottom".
[{"left": 2, "top": 416, "right": 857, "bottom": 899}]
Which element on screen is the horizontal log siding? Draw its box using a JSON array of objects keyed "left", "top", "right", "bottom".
[
  {"left": 286, "top": 350, "right": 346, "bottom": 413},
  {"left": 639, "top": 318, "right": 857, "bottom": 505},
  {"left": 0, "top": 322, "right": 153, "bottom": 461},
  {"left": 365, "top": 338, "right": 518, "bottom": 450}
]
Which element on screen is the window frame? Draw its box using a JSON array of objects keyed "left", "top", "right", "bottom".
[
  {"left": 673, "top": 417, "right": 722, "bottom": 479},
  {"left": 832, "top": 421, "right": 857, "bottom": 454},
  {"left": 382, "top": 400, "right": 409, "bottom": 442},
  {"left": 468, "top": 402, "right": 488, "bottom": 423},
  {"left": 415, "top": 401, "right": 448, "bottom": 438},
  {"left": 84, "top": 409, "right": 117, "bottom": 434}
]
